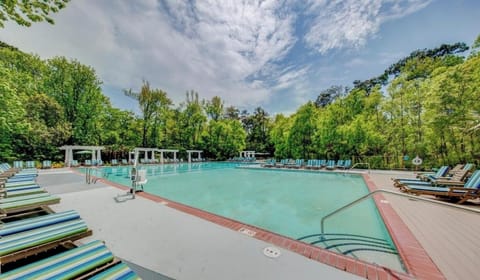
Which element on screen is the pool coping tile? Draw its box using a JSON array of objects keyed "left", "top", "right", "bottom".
[{"left": 85, "top": 168, "right": 444, "bottom": 279}]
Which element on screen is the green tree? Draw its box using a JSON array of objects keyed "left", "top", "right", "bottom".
[
  {"left": 201, "top": 119, "right": 246, "bottom": 159},
  {"left": 270, "top": 114, "right": 292, "bottom": 159},
  {"left": 44, "top": 57, "right": 108, "bottom": 145},
  {"left": 124, "top": 80, "right": 172, "bottom": 147},
  {"left": 205, "top": 96, "right": 224, "bottom": 121},
  {"left": 287, "top": 102, "right": 318, "bottom": 159},
  {"left": 178, "top": 90, "right": 207, "bottom": 149}
]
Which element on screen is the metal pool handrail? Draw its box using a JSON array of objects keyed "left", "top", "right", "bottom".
[
  {"left": 320, "top": 189, "right": 480, "bottom": 236},
  {"left": 344, "top": 162, "right": 370, "bottom": 175}
]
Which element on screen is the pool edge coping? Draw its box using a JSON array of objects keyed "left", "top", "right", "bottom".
[{"left": 74, "top": 167, "right": 444, "bottom": 279}]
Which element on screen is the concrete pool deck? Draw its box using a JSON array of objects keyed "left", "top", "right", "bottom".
[{"left": 35, "top": 167, "right": 480, "bottom": 279}]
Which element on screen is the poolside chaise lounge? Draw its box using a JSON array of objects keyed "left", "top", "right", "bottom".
[
  {"left": 291, "top": 159, "right": 304, "bottom": 169},
  {"left": 1, "top": 163, "right": 38, "bottom": 176},
  {"left": 325, "top": 160, "right": 336, "bottom": 170},
  {"left": 1, "top": 180, "right": 38, "bottom": 189},
  {"left": 25, "top": 161, "right": 36, "bottom": 169},
  {"left": 0, "top": 240, "right": 139, "bottom": 280},
  {"left": 42, "top": 160, "right": 52, "bottom": 169},
  {"left": 88, "top": 261, "right": 141, "bottom": 280},
  {"left": 0, "top": 193, "right": 60, "bottom": 217},
  {"left": 394, "top": 168, "right": 470, "bottom": 188},
  {"left": 0, "top": 210, "right": 80, "bottom": 237},
  {"left": 393, "top": 165, "right": 450, "bottom": 185},
  {"left": 0, "top": 219, "right": 93, "bottom": 272},
  {"left": 336, "top": 159, "right": 352, "bottom": 169},
  {"left": 305, "top": 159, "right": 316, "bottom": 169},
  {"left": 398, "top": 170, "right": 480, "bottom": 204},
  {"left": 0, "top": 186, "right": 45, "bottom": 198}
]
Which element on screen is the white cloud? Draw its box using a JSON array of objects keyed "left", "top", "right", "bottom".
[
  {"left": 304, "top": 0, "right": 434, "bottom": 54},
  {"left": 0, "top": 0, "right": 434, "bottom": 113}
]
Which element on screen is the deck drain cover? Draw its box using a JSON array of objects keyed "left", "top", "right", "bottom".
[
  {"left": 238, "top": 228, "right": 256, "bottom": 237},
  {"left": 263, "top": 247, "right": 281, "bottom": 258}
]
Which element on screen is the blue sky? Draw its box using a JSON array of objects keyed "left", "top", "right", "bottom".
[{"left": 1, "top": 0, "right": 479, "bottom": 115}]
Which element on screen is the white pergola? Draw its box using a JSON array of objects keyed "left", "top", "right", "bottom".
[
  {"left": 240, "top": 150, "right": 255, "bottom": 158},
  {"left": 186, "top": 150, "right": 203, "bottom": 163},
  {"left": 59, "top": 145, "right": 104, "bottom": 167},
  {"left": 158, "top": 149, "right": 179, "bottom": 164},
  {"left": 131, "top": 147, "right": 179, "bottom": 165}
]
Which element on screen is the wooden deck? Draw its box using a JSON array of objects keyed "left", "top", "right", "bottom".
[{"left": 367, "top": 170, "right": 480, "bottom": 280}]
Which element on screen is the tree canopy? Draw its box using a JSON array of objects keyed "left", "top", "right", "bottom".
[{"left": 1, "top": 36, "right": 480, "bottom": 168}]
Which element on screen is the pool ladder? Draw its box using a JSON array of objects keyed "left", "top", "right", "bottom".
[
  {"left": 343, "top": 162, "right": 370, "bottom": 175},
  {"left": 320, "top": 189, "right": 480, "bottom": 237}
]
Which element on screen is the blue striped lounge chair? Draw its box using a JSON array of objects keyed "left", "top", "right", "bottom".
[
  {"left": 84, "top": 160, "right": 92, "bottom": 167},
  {"left": 1, "top": 180, "right": 38, "bottom": 188},
  {"left": 393, "top": 165, "right": 450, "bottom": 186},
  {"left": 0, "top": 218, "right": 92, "bottom": 268},
  {"left": 398, "top": 170, "right": 480, "bottom": 204},
  {"left": 292, "top": 159, "right": 304, "bottom": 169},
  {"left": 111, "top": 159, "right": 119, "bottom": 166},
  {"left": 394, "top": 168, "right": 469, "bottom": 188},
  {"left": 13, "top": 161, "right": 23, "bottom": 169},
  {"left": 0, "top": 210, "right": 80, "bottom": 237},
  {"left": 0, "top": 240, "right": 118, "bottom": 279},
  {"left": 42, "top": 160, "right": 52, "bottom": 169},
  {"left": 315, "top": 159, "right": 327, "bottom": 169},
  {"left": 325, "top": 160, "right": 336, "bottom": 170},
  {"left": 0, "top": 193, "right": 60, "bottom": 217},
  {"left": 1, "top": 186, "right": 45, "bottom": 198},
  {"left": 305, "top": 159, "right": 315, "bottom": 169},
  {"left": 25, "top": 161, "right": 36, "bottom": 169},
  {"left": 335, "top": 160, "right": 345, "bottom": 169},
  {"left": 89, "top": 261, "right": 141, "bottom": 280}
]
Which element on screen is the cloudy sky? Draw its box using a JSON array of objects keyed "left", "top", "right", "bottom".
[{"left": 1, "top": 0, "right": 479, "bottom": 115}]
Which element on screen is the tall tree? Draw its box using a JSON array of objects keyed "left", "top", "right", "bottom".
[
  {"left": 45, "top": 57, "right": 107, "bottom": 145},
  {"left": 205, "top": 96, "right": 224, "bottom": 121},
  {"left": 124, "top": 80, "right": 172, "bottom": 147}
]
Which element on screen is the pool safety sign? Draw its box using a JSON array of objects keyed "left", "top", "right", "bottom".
[{"left": 412, "top": 155, "right": 423, "bottom": 166}]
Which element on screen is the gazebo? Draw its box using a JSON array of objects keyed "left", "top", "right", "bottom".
[
  {"left": 186, "top": 150, "right": 203, "bottom": 163},
  {"left": 131, "top": 147, "right": 179, "bottom": 165},
  {"left": 59, "top": 145, "right": 104, "bottom": 167},
  {"left": 240, "top": 150, "right": 255, "bottom": 158}
]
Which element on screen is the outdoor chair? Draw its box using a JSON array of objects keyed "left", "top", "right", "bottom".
[
  {"left": 0, "top": 210, "right": 80, "bottom": 237},
  {"left": 0, "top": 220, "right": 93, "bottom": 272},
  {"left": 0, "top": 193, "right": 60, "bottom": 217},
  {"left": 325, "top": 160, "right": 336, "bottom": 170},
  {"left": 394, "top": 165, "right": 450, "bottom": 186},
  {"left": 398, "top": 170, "right": 480, "bottom": 204},
  {"left": 0, "top": 240, "right": 116, "bottom": 279},
  {"left": 42, "top": 160, "right": 52, "bottom": 169}
]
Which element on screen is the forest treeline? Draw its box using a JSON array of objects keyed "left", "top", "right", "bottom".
[{"left": 1, "top": 36, "right": 479, "bottom": 169}]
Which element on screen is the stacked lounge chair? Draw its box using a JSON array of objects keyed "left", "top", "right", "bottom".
[
  {"left": 398, "top": 170, "right": 480, "bottom": 204},
  {"left": 325, "top": 160, "right": 336, "bottom": 170},
  {"left": 0, "top": 163, "right": 141, "bottom": 278},
  {"left": 0, "top": 240, "right": 139, "bottom": 279}
]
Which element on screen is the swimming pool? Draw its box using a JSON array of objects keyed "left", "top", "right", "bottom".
[{"left": 87, "top": 162, "right": 405, "bottom": 272}]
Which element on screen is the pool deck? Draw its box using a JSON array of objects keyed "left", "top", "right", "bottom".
[{"left": 35, "top": 167, "right": 480, "bottom": 280}]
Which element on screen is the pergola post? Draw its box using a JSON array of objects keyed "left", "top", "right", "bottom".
[
  {"left": 188, "top": 152, "right": 192, "bottom": 163},
  {"left": 173, "top": 152, "right": 177, "bottom": 162},
  {"left": 160, "top": 151, "right": 164, "bottom": 164}
]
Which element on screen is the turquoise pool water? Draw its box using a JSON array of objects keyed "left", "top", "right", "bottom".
[{"left": 86, "top": 162, "right": 405, "bottom": 271}]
